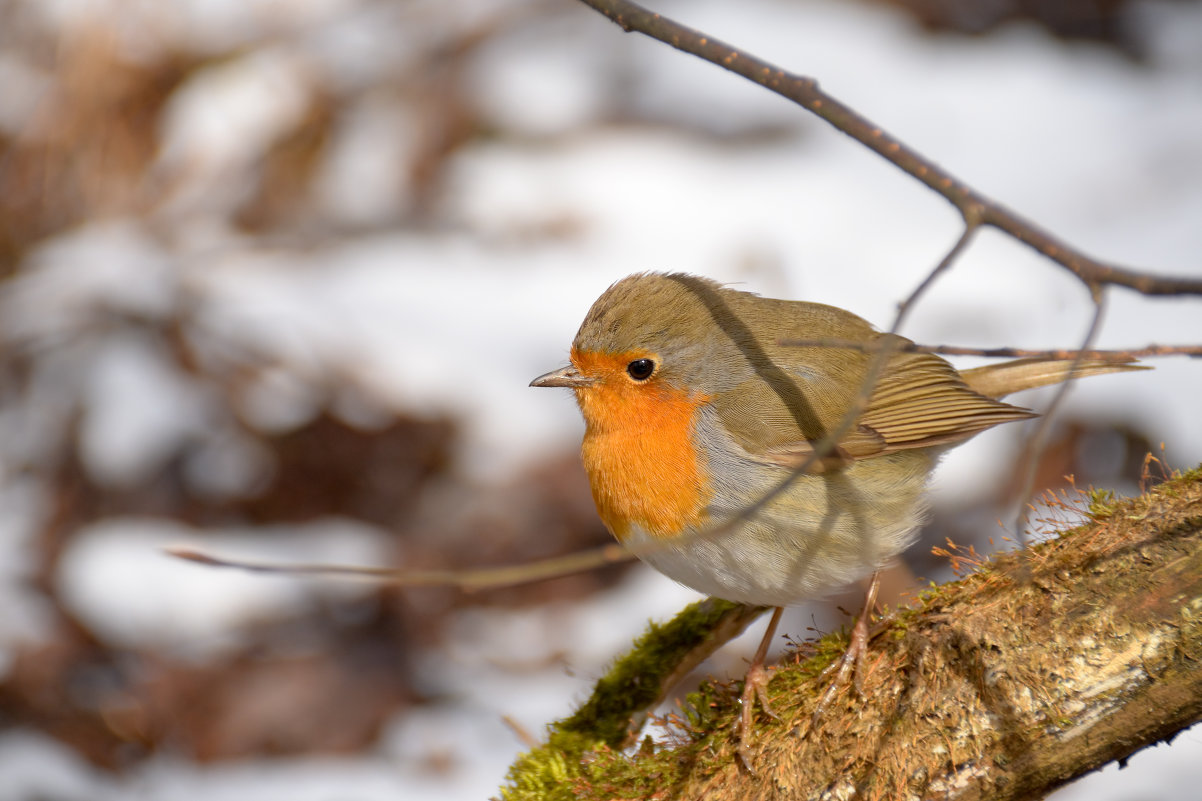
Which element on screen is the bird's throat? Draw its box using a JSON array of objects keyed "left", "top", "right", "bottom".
[{"left": 576, "top": 378, "right": 711, "bottom": 542}]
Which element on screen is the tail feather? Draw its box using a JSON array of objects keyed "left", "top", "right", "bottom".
[{"left": 960, "top": 357, "right": 1149, "bottom": 400}]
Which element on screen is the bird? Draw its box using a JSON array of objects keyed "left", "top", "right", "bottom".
[{"left": 530, "top": 271, "right": 1141, "bottom": 768}]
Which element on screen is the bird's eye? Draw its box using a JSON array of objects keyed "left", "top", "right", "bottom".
[{"left": 626, "top": 358, "right": 655, "bottom": 381}]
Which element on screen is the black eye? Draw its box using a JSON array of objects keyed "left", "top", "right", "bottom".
[{"left": 626, "top": 358, "right": 655, "bottom": 381}]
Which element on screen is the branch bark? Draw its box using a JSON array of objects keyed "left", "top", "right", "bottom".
[{"left": 501, "top": 468, "right": 1202, "bottom": 800}]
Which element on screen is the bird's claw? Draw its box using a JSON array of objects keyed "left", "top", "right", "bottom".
[{"left": 735, "top": 661, "right": 778, "bottom": 773}]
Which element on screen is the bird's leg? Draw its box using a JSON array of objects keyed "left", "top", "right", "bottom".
[
  {"left": 811, "top": 570, "right": 881, "bottom": 727},
  {"left": 735, "top": 605, "right": 784, "bottom": 772}
]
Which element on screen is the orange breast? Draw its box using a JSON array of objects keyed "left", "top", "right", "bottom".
[{"left": 572, "top": 348, "right": 710, "bottom": 541}]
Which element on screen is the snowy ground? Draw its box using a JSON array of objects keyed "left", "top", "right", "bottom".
[{"left": 1, "top": 0, "right": 1200, "bottom": 798}]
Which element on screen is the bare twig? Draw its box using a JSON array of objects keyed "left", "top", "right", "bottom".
[
  {"left": 573, "top": 0, "right": 1202, "bottom": 298},
  {"left": 894, "top": 218, "right": 981, "bottom": 328},
  {"left": 779, "top": 340, "right": 1202, "bottom": 360},
  {"left": 165, "top": 544, "right": 634, "bottom": 591},
  {"left": 1012, "top": 288, "right": 1109, "bottom": 552}
]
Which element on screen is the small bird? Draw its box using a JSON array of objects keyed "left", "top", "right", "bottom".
[{"left": 531, "top": 272, "right": 1140, "bottom": 766}]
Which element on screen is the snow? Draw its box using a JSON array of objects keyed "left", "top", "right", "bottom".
[{"left": 56, "top": 518, "right": 393, "bottom": 659}]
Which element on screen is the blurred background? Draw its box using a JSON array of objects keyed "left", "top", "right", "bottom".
[{"left": 0, "top": 0, "right": 1200, "bottom": 798}]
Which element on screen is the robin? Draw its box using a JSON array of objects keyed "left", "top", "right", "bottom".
[{"left": 531, "top": 272, "right": 1140, "bottom": 767}]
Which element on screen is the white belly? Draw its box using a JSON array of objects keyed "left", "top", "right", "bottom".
[{"left": 621, "top": 452, "right": 933, "bottom": 606}]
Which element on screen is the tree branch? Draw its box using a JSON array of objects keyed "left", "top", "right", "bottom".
[
  {"left": 573, "top": 0, "right": 1202, "bottom": 297},
  {"left": 501, "top": 467, "right": 1202, "bottom": 800}
]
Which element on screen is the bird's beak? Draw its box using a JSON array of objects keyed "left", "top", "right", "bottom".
[{"left": 530, "top": 365, "right": 594, "bottom": 388}]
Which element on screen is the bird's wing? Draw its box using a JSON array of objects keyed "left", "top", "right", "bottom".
[
  {"left": 856, "top": 350, "right": 1036, "bottom": 448},
  {"left": 712, "top": 349, "right": 1034, "bottom": 472}
]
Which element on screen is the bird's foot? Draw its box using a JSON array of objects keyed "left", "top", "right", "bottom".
[
  {"left": 809, "top": 570, "right": 881, "bottom": 731},
  {"left": 735, "top": 659, "right": 780, "bottom": 774},
  {"left": 810, "top": 607, "right": 872, "bottom": 728},
  {"left": 733, "top": 606, "right": 784, "bottom": 773}
]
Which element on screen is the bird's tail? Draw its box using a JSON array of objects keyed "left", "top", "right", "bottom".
[{"left": 960, "top": 357, "right": 1149, "bottom": 400}]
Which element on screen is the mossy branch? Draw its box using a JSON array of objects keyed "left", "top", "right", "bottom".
[{"left": 501, "top": 466, "right": 1202, "bottom": 800}]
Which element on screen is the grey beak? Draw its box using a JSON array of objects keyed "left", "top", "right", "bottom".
[{"left": 530, "top": 365, "right": 594, "bottom": 388}]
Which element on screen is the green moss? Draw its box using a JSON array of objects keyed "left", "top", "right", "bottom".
[
  {"left": 502, "top": 732, "right": 594, "bottom": 801},
  {"left": 559, "top": 598, "right": 762, "bottom": 743},
  {"left": 1087, "top": 487, "right": 1117, "bottom": 519},
  {"left": 1176, "top": 464, "right": 1202, "bottom": 482},
  {"left": 499, "top": 598, "right": 767, "bottom": 800}
]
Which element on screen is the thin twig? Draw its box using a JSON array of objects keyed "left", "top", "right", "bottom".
[
  {"left": 778, "top": 341, "right": 1201, "bottom": 360},
  {"left": 894, "top": 222, "right": 980, "bottom": 330},
  {"left": 574, "top": 0, "right": 1202, "bottom": 297},
  {"left": 166, "top": 544, "right": 634, "bottom": 591},
  {"left": 1012, "top": 288, "right": 1109, "bottom": 555}
]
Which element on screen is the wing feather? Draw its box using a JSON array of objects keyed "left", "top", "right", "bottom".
[{"left": 713, "top": 341, "right": 1034, "bottom": 472}]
